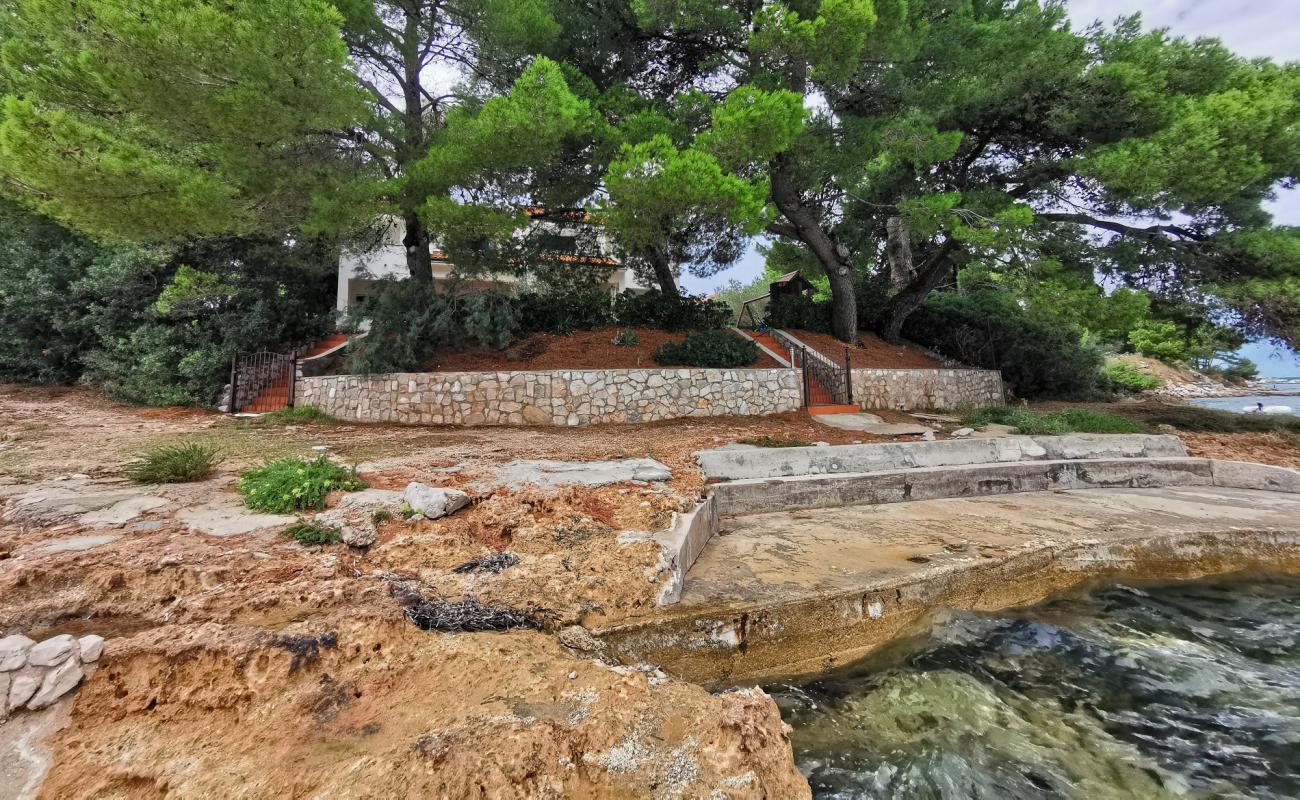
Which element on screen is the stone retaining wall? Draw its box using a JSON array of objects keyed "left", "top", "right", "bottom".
[
  {"left": 295, "top": 369, "right": 804, "bottom": 426},
  {"left": 852, "top": 368, "right": 1004, "bottom": 411}
]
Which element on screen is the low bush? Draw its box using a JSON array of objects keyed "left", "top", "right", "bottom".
[
  {"left": 1101, "top": 362, "right": 1164, "bottom": 392},
  {"left": 255, "top": 405, "right": 336, "bottom": 425},
  {"left": 239, "top": 456, "right": 367, "bottom": 513},
  {"left": 125, "top": 442, "right": 221, "bottom": 483},
  {"left": 284, "top": 520, "right": 340, "bottom": 546},
  {"left": 903, "top": 290, "right": 1105, "bottom": 400},
  {"left": 515, "top": 270, "right": 615, "bottom": 335},
  {"left": 653, "top": 330, "right": 758, "bottom": 368},
  {"left": 963, "top": 406, "right": 1145, "bottom": 435},
  {"left": 614, "top": 291, "right": 731, "bottom": 332}
]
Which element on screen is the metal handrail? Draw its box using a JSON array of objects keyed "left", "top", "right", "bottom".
[{"left": 768, "top": 329, "right": 853, "bottom": 406}]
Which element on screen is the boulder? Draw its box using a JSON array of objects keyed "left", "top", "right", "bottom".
[
  {"left": 0, "top": 634, "right": 34, "bottom": 671},
  {"left": 27, "top": 659, "right": 84, "bottom": 710},
  {"left": 27, "top": 635, "right": 76, "bottom": 667},
  {"left": 78, "top": 634, "right": 106, "bottom": 663},
  {"left": 951, "top": 427, "right": 975, "bottom": 438},
  {"left": 7, "top": 669, "right": 40, "bottom": 709},
  {"left": 403, "top": 483, "right": 471, "bottom": 520},
  {"left": 315, "top": 489, "right": 404, "bottom": 549}
]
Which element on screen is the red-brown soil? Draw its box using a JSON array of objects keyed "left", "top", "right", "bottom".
[
  {"left": 785, "top": 329, "right": 942, "bottom": 369},
  {"left": 424, "top": 326, "right": 782, "bottom": 371}
]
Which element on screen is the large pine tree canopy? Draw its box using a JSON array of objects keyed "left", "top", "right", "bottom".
[{"left": 0, "top": 0, "right": 1296, "bottom": 354}]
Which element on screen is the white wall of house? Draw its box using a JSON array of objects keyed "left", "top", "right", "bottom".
[{"left": 336, "top": 215, "right": 648, "bottom": 313}]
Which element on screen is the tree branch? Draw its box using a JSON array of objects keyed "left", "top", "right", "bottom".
[{"left": 1038, "top": 212, "right": 1206, "bottom": 242}]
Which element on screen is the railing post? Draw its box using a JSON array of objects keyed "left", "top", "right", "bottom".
[
  {"left": 229, "top": 354, "right": 239, "bottom": 414},
  {"left": 288, "top": 354, "right": 298, "bottom": 408},
  {"left": 800, "top": 347, "right": 810, "bottom": 408}
]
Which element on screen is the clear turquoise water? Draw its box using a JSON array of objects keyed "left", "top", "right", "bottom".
[{"left": 768, "top": 577, "right": 1300, "bottom": 799}]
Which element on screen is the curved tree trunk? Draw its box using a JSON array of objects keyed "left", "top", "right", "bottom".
[
  {"left": 880, "top": 239, "right": 960, "bottom": 343},
  {"left": 402, "top": 210, "right": 433, "bottom": 283},
  {"left": 769, "top": 156, "right": 857, "bottom": 342},
  {"left": 643, "top": 246, "right": 679, "bottom": 295}
]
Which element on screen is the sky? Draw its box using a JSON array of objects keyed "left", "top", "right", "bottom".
[{"left": 680, "top": 0, "right": 1300, "bottom": 376}]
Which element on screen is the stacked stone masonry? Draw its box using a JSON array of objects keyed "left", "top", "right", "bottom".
[
  {"left": 851, "top": 368, "right": 1004, "bottom": 412},
  {"left": 295, "top": 366, "right": 1003, "bottom": 426}
]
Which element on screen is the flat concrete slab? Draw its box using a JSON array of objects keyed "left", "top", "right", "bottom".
[
  {"left": 78, "top": 496, "right": 170, "bottom": 526},
  {"left": 35, "top": 534, "right": 122, "bottom": 554},
  {"left": 176, "top": 501, "right": 295, "bottom": 537},
  {"left": 483, "top": 458, "right": 673, "bottom": 490},
  {"left": 812, "top": 414, "right": 930, "bottom": 435},
  {"left": 682, "top": 486, "right": 1300, "bottom": 608}
]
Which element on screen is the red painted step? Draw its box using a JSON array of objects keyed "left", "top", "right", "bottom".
[{"left": 241, "top": 334, "right": 349, "bottom": 413}]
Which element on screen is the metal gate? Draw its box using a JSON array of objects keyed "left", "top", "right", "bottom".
[{"left": 229, "top": 351, "right": 297, "bottom": 413}]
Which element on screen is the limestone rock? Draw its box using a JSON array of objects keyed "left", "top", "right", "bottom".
[
  {"left": 557, "top": 625, "right": 604, "bottom": 653},
  {"left": 78, "top": 634, "right": 105, "bottom": 663},
  {"left": 0, "top": 634, "right": 34, "bottom": 671},
  {"left": 0, "top": 671, "right": 9, "bottom": 719},
  {"left": 8, "top": 669, "right": 40, "bottom": 709},
  {"left": 27, "top": 659, "right": 84, "bottom": 710},
  {"left": 487, "top": 458, "right": 673, "bottom": 490},
  {"left": 315, "top": 488, "right": 404, "bottom": 549},
  {"left": 403, "top": 483, "right": 470, "bottom": 520},
  {"left": 951, "top": 427, "right": 975, "bottom": 438},
  {"left": 27, "top": 635, "right": 76, "bottom": 667}
]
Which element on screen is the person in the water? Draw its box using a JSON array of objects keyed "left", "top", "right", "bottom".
[{"left": 1257, "top": 401, "right": 1265, "bottom": 412}]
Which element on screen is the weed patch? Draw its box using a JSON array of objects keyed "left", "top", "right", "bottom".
[
  {"left": 1137, "top": 406, "right": 1300, "bottom": 434},
  {"left": 739, "top": 435, "right": 813, "bottom": 448},
  {"left": 964, "top": 407, "right": 1145, "bottom": 435},
  {"left": 284, "top": 519, "right": 340, "bottom": 546},
  {"left": 125, "top": 442, "right": 221, "bottom": 483},
  {"left": 239, "top": 456, "right": 367, "bottom": 513},
  {"left": 253, "top": 406, "right": 337, "bottom": 425}
]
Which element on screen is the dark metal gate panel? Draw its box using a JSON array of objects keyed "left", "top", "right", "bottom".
[{"left": 230, "top": 351, "right": 297, "bottom": 413}]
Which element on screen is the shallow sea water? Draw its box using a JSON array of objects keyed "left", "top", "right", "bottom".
[{"left": 768, "top": 576, "right": 1300, "bottom": 799}]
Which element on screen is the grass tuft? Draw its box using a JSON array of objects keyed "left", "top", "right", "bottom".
[
  {"left": 238, "top": 455, "right": 367, "bottom": 513},
  {"left": 252, "top": 406, "right": 337, "bottom": 425},
  {"left": 963, "top": 407, "right": 1145, "bottom": 435},
  {"left": 125, "top": 442, "right": 221, "bottom": 483},
  {"left": 284, "top": 519, "right": 340, "bottom": 546},
  {"left": 739, "top": 435, "right": 814, "bottom": 448},
  {"left": 1137, "top": 405, "right": 1300, "bottom": 434}
]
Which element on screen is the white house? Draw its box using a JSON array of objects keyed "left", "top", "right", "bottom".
[{"left": 336, "top": 208, "right": 650, "bottom": 312}]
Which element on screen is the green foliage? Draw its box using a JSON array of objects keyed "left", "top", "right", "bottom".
[
  {"left": 125, "top": 442, "right": 221, "bottom": 484},
  {"left": 255, "top": 406, "right": 337, "bottom": 425},
  {"left": 1219, "top": 356, "right": 1259, "bottom": 382},
  {"left": 345, "top": 281, "right": 519, "bottom": 374},
  {"left": 612, "top": 291, "right": 731, "bottom": 332},
  {"left": 1101, "top": 362, "right": 1164, "bottom": 392},
  {"left": 1137, "top": 406, "right": 1300, "bottom": 434},
  {"left": 963, "top": 407, "right": 1145, "bottom": 435},
  {"left": 1128, "top": 320, "right": 1190, "bottom": 361},
  {"left": 154, "top": 266, "right": 234, "bottom": 314},
  {"left": 514, "top": 267, "right": 615, "bottom": 335},
  {"left": 284, "top": 520, "right": 340, "bottom": 546},
  {"left": 611, "top": 330, "right": 640, "bottom": 347},
  {"left": 766, "top": 292, "right": 833, "bottom": 333},
  {"left": 0, "top": 0, "right": 362, "bottom": 239},
  {"left": 239, "top": 456, "right": 366, "bottom": 514},
  {"left": 653, "top": 330, "right": 757, "bottom": 368},
  {"left": 903, "top": 291, "right": 1104, "bottom": 400}
]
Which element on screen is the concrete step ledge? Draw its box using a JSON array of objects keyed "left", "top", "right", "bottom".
[{"left": 697, "top": 434, "right": 1190, "bottom": 482}]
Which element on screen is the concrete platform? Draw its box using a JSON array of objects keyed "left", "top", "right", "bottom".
[{"left": 598, "top": 486, "right": 1300, "bottom": 685}]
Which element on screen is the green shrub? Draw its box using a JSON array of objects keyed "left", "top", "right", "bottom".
[
  {"left": 125, "top": 442, "right": 222, "bottom": 483},
  {"left": 963, "top": 407, "right": 1144, "bottom": 435},
  {"left": 1219, "top": 356, "right": 1259, "bottom": 382},
  {"left": 255, "top": 405, "right": 336, "bottom": 425},
  {"left": 284, "top": 520, "right": 340, "bottom": 546},
  {"left": 515, "top": 268, "right": 616, "bottom": 334},
  {"left": 1101, "top": 362, "right": 1164, "bottom": 392},
  {"left": 345, "top": 281, "right": 519, "bottom": 373},
  {"left": 239, "top": 456, "right": 367, "bottom": 513},
  {"left": 611, "top": 329, "right": 640, "bottom": 347},
  {"left": 1128, "top": 320, "right": 1190, "bottom": 361},
  {"left": 765, "top": 291, "right": 832, "bottom": 333},
  {"left": 653, "top": 330, "right": 758, "bottom": 368},
  {"left": 902, "top": 290, "right": 1105, "bottom": 400},
  {"left": 613, "top": 291, "right": 730, "bottom": 331}
]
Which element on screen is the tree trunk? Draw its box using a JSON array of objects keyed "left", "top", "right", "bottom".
[
  {"left": 880, "top": 240, "right": 959, "bottom": 344},
  {"left": 402, "top": 210, "right": 433, "bottom": 283},
  {"left": 885, "top": 216, "right": 915, "bottom": 295},
  {"left": 769, "top": 156, "right": 857, "bottom": 342},
  {"left": 644, "top": 247, "right": 679, "bottom": 295}
]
